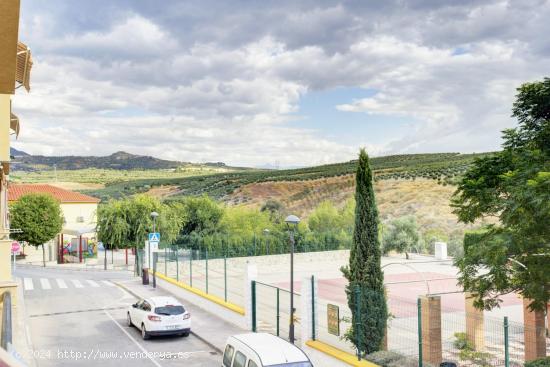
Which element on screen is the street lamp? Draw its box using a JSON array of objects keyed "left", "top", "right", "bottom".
[
  {"left": 263, "top": 229, "right": 270, "bottom": 255},
  {"left": 285, "top": 214, "right": 300, "bottom": 344},
  {"left": 151, "top": 211, "right": 159, "bottom": 233}
]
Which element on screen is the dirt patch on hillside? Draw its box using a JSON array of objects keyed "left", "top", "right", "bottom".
[
  {"left": 145, "top": 185, "right": 182, "bottom": 199},
  {"left": 224, "top": 177, "right": 483, "bottom": 233},
  {"left": 49, "top": 182, "right": 105, "bottom": 190}
]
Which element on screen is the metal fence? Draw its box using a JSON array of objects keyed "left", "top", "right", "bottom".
[
  {"left": 249, "top": 275, "right": 547, "bottom": 367},
  {"left": 151, "top": 247, "right": 246, "bottom": 307},
  {"left": 252, "top": 281, "right": 302, "bottom": 345}
]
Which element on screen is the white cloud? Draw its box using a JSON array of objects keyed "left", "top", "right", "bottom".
[{"left": 11, "top": 1, "right": 550, "bottom": 166}]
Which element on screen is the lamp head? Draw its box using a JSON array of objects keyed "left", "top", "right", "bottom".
[
  {"left": 150, "top": 211, "right": 159, "bottom": 218},
  {"left": 263, "top": 229, "right": 270, "bottom": 234},
  {"left": 285, "top": 215, "right": 300, "bottom": 226}
]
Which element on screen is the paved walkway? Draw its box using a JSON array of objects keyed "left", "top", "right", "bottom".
[{"left": 115, "top": 277, "right": 244, "bottom": 353}]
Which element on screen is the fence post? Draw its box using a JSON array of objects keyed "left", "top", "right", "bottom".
[
  {"left": 251, "top": 280, "right": 257, "bottom": 332},
  {"left": 175, "top": 249, "right": 179, "bottom": 281},
  {"left": 311, "top": 275, "right": 316, "bottom": 341},
  {"left": 418, "top": 298, "right": 423, "bottom": 367},
  {"left": 355, "top": 284, "right": 361, "bottom": 361},
  {"left": 224, "top": 255, "right": 227, "bottom": 302},
  {"left": 206, "top": 249, "right": 209, "bottom": 293},
  {"left": 504, "top": 316, "right": 509, "bottom": 367},
  {"left": 276, "top": 287, "right": 280, "bottom": 336},
  {"left": 164, "top": 247, "right": 167, "bottom": 275},
  {"left": 190, "top": 253, "right": 193, "bottom": 287}
]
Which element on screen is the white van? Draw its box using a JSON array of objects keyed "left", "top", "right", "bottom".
[{"left": 222, "top": 333, "right": 313, "bottom": 367}]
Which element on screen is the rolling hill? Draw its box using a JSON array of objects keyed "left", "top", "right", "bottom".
[
  {"left": 12, "top": 151, "right": 188, "bottom": 171},
  {"left": 81, "top": 152, "right": 492, "bottom": 202}
]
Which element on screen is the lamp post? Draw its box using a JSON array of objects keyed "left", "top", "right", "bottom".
[
  {"left": 150, "top": 211, "right": 159, "bottom": 287},
  {"left": 263, "top": 229, "right": 270, "bottom": 255},
  {"left": 285, "top": 214, "right": 300, "bottom": 344}
]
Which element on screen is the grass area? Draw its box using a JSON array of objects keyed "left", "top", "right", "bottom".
[
  {"left": 10, "top": 166, "right": 242, "bottom": 185},
  {"left": 79, "top": 152, "right": 493, "bottom": 202}
]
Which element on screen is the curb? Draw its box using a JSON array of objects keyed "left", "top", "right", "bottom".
[
  {"left": 154, "top": 272, "right": 245, "bottom": 315},
  {"left": 305, "top": 340, "right": 380, "bottom": 367},
  {"left": 113, "top": 281, "right": 223, "bottom": 354}
]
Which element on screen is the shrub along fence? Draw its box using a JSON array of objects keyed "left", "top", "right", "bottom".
[{"left": 177, "top": 232, "right": 347, "bottom": 259}]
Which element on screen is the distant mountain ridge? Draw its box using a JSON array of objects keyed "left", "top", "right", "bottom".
[
  {"left": 12, "top": 151, "right": 192, "bottom": 171},
  {"left": 10, "top": 147, "right": 29, "bottom": 157}
]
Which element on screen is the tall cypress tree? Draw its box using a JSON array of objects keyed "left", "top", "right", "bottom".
[{"left": 341, "top": 149, "right": 387, "bottom": 356}]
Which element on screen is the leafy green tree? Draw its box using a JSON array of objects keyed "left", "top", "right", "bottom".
[
  {"left": 158, "top": 201, "right": 184, "bottom": 247},
  {"left": 382, "top": 216, "right": 419, "bottom": 259},
  {"left": 178, "top": 195, "right": 223, "bottom": 236},
  {"left": 307, "top": 201, "right": 341, "bottom": 233},
  {"left": 452, "top": 78, "right": 550, "bottom": 311},
  {"left": 260, "top": 199, "right": 285, "bottom": 223},
  {"left": 220, "top": 206, "right": 272, "bottom": 237},
  {"left": 97, "top": 199, "right": 129, "bottom": 250},
  {"left": 10, "top": 194, "right": 63, "bottom": 267},
  {"left": 341, "top": 149, "right": 387, "bottom": 355}
]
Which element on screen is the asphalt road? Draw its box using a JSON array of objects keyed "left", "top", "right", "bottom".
[{"left": 16, "top": 266, "right": 220, "bottom": 367}]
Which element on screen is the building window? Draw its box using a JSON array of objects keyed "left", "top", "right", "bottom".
[{"left": 76, "top": 216, "right": 84, "bottom": 223}]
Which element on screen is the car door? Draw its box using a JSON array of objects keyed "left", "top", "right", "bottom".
[{"left": 130, "top": 300, "right": 143, "bottom": 322}]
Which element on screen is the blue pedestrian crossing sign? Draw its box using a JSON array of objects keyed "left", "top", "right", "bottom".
[{"left": 148, "top": 233, "right": 160, "bottom": 242}]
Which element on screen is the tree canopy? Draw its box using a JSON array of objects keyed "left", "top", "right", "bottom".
[
  {"left": 452, "top": 77, "right": 550, "bottom": 311},
  {"left": 341, "top": 149, "right": 387, "bottom": 355},
  {"left": 10, "top": 193, "right": 63, "bottom": 266},
  {"left": 382, "top": 216, "right": 420, "bottom": 259}
]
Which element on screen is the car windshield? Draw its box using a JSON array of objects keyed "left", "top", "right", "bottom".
[
  {"left": 266, "top": 363, "right": 312, "bottom": 367},
  {"left": 154, "top": 305, "right": 185, "bottom": 315}
]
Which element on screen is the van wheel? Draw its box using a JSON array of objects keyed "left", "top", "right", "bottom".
[
  {"left": 126, "top": 313, "right": 132, "bottom": 327},
  {"left": 141, "top": 324, "right": 150, "bottom": 340},
  {"left": 181, "top": 332, "right": 190, "bottom": 337}
]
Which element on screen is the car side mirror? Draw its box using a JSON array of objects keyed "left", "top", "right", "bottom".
[{"left": 132, "top": 303, "right": 137, "bottom": 308}]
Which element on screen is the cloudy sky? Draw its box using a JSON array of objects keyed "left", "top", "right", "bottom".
[{"left": 12, "top": 0, "right": 550, "bottom": 167}]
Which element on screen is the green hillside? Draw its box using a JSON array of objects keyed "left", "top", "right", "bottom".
[{"left": 82, "top": 152, "right": 493, "bottom": 202}]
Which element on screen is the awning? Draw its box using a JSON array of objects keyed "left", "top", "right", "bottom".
[
  {"left": 62, "top": 225, "right": 97, "bottom": 237},
  {"left": 16, "top": 42, "right": 32, "bottom": 92},
  {"left": 10, "top": 112, "right": 19, "bottom": 138}
]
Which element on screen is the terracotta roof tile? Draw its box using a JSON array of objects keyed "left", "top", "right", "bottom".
[{"left": 8, "top": 184, "right": 100, "bottom": 203}]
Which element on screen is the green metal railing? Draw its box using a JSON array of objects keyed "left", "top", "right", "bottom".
[
  {"left": 251, "top": 280, "right": 257, "bottom": 332},
  {"left": 153, "top": 247, "right": 245, "bottom": 307},
  {"left": 417, "top": 298, "right": 423, "bottom": 367}
]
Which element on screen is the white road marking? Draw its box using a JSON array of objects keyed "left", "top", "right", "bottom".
[
  {"left": 101, "top": 280, "right": 116, "bottom": 287},
  {"left": 86, "top": 280, "right": 100, "bottom": 287},
  {"left": 56, "top": 279, "right": 68, "bottom": 289},
  {"left": 40, "top": 278, "right": 51, "bottom": 290},
  {"left": 103, "top": 310, "right": 162, "bottom": 367},
  {"left": 23, "top": 278, "right": 34, "bottom": 291},
  {"left": 71, "top": 279, "right": 83, "bottom": 288}
]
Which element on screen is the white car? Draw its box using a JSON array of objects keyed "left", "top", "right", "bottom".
[
  {"left": 127, "top": 296, "right": 191, "bottom": 340},
  {"left": 222, "top": 333, "right": 313, "bottom": 367}
]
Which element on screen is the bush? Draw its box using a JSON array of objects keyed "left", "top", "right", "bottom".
[
  {"left": 365, "top": 351, "right": 433, "bottom": 367},
  {"left": 526, "top": 357, "right": 550, "bottom": 367}
]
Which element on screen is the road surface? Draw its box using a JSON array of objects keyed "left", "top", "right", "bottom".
[{"left": 16, "top": 266, "right": 220, "bottom": 367}]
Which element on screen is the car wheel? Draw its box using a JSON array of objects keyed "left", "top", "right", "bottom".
[
  {"left": 126, "top": 313, "right": 132, "bottom": 327},
  {"left": 182, "top": 331, "right": 190, "bottom": 337},
  {"left": 141, "top": 324, "right": 150, "bottom": 340}
]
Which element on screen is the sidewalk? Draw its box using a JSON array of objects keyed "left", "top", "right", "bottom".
[
  {"left": 116, "top": 276, "right": 351, "bottom": 367},
  {"left": 115, "top": 277, "right": 244, "bottom": 352}
]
